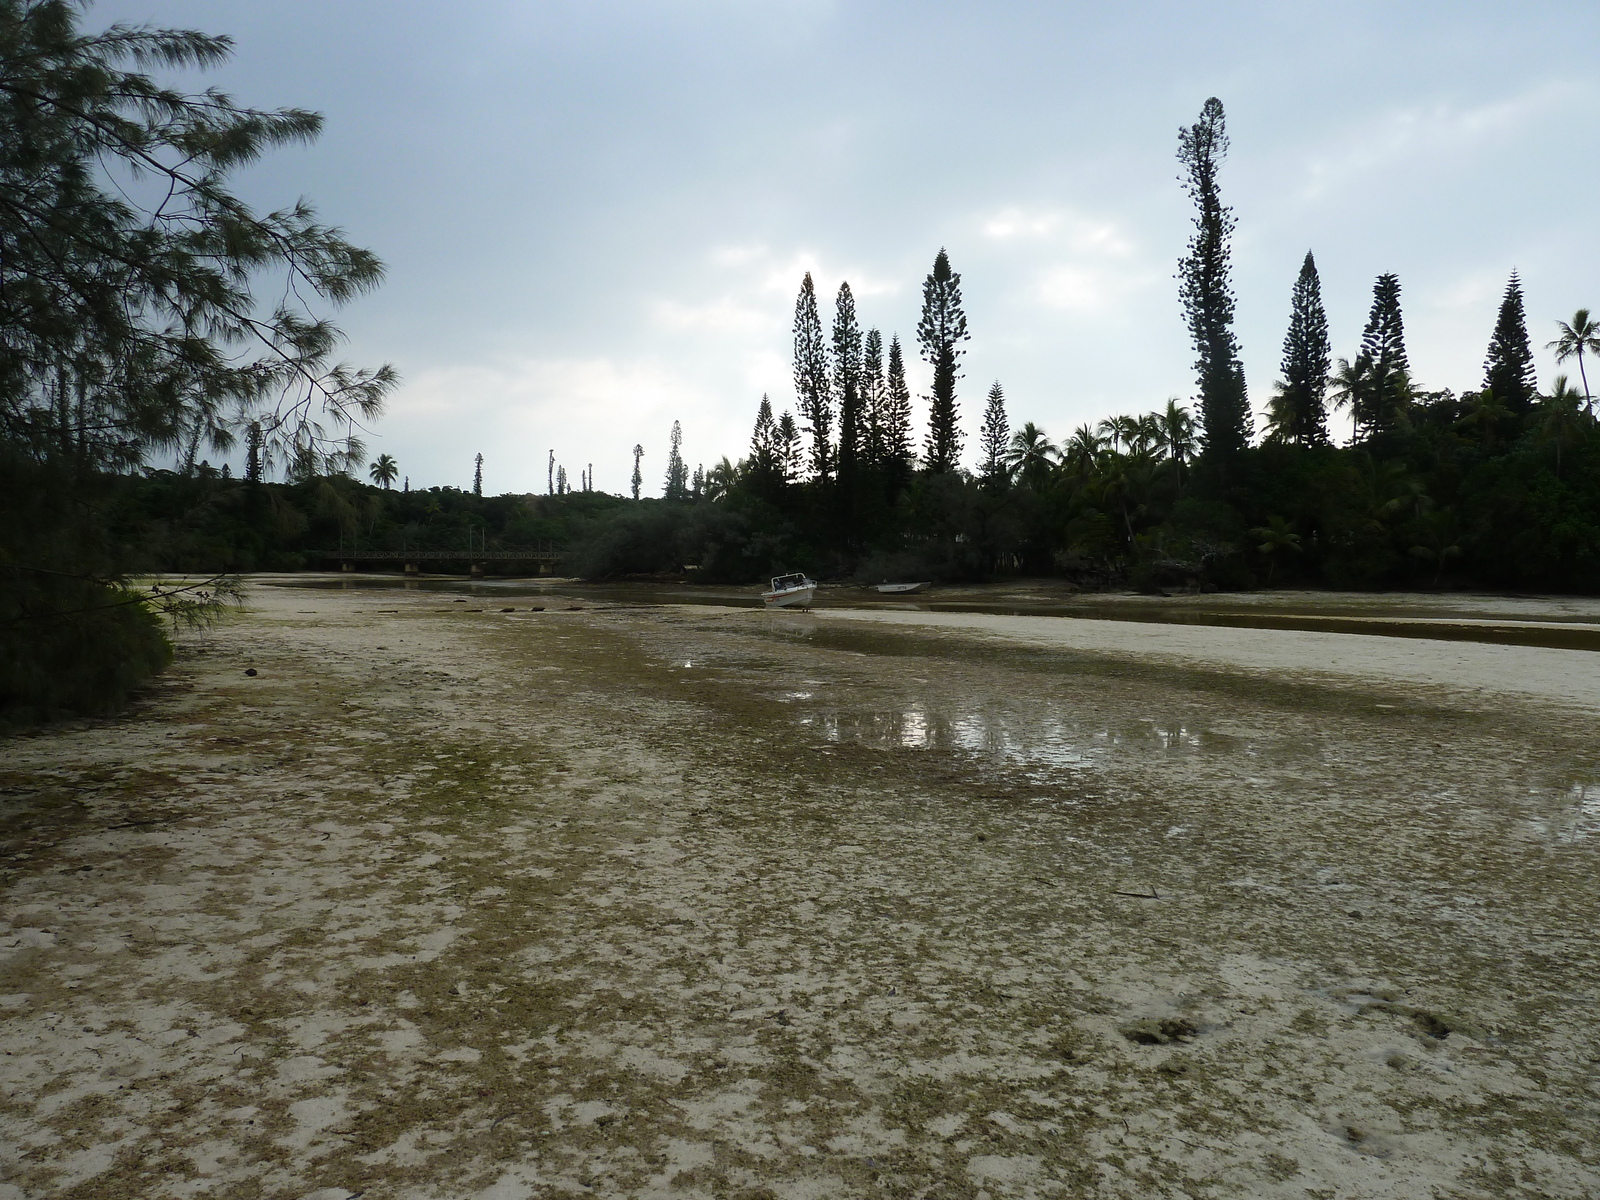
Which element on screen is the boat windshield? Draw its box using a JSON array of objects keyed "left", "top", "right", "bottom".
[{"left": 770, "top": 574, "right": 808, "bottom": 590}]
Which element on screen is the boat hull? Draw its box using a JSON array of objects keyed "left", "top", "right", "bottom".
[
  {"left": 875, "top": 582, "right": 930, "bottom": 595},
  {"left": 763, "top": 586, "right": 816, "bottom": 609}
]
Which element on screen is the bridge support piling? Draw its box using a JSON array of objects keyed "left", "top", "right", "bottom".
[
  {"left": 470, "top": 562, "right": 485, "bottom": 578},
  {"left": 404, "top": 562, "right": 419, "bottom": 575},
  {"left": 341, "top": 561, "right": 354, "bottom": 572}
]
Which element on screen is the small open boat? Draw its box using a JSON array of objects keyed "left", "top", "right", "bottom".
[
  {"left": 763, "top": 572, "right": 817, "bottom": 609},
  {"left": 875, "top": 581, "right": 931, "bottom": 595}
]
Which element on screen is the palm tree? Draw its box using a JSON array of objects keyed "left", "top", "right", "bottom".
[
  {"left": 1455, "top": 387, "right": 1511, "bottom": 451},
  {"left": 1548, "top": 309, "right": 1600, "bottom": 413},
  {"left": 1248, "top": 515, "right": 1301, "bottom": 584},
  {"left": 1327, "top": 357, "right": 1366, "bottom": 442},
  {"left": 1536, "top": 375, "right": 1589, "bottom": 477},
  {"left": 1062, "top": 425, "right": 1105, "bottom": 483},
  {"left": 368, "top": 453, "right": 398, "bottom": 489},
  {"left": 1097, "top": 414, "right": 1139, "bottom": 455},
  {"left": 1263, "top": 382, "right": 1295, "bottom": 445},
  {"left": 1130, "top": 413, "right": 1162, "bottom": 456},
  {"left": 1003, "top": 422, "right": 1058, "bottom": 490},
  {"left": 704, "top": 456, "right": 740, "bottom": 501},
  {"left": 1157, "top": 400, "right": 1195, "bottom": 495}
]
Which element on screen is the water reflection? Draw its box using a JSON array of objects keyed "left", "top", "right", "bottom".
[
  {"left": 794, "top": 698, "right": 1207, "bottom": 775},
  {"left": 1527, "top": 783, "right": 1600, "bottom": 843}
]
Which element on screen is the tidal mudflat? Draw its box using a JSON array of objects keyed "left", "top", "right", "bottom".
[{"left": 3, "top": 582, "right": 1597, "bottom": 1199}]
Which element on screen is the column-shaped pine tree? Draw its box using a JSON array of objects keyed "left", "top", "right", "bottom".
[
  {"left": 749, "top": 394, "right": 778, "bottom": 484},
  {"left": 917, "top": 249, "right": 969, "bottom": 473},
  {"left": 832, "top": 282, "right": 864, "bottom": 494},
  {"left": 631, "top": 444, "right": 643, "bottom": 500},
  {"left": 1353, "top": 274, "right": 1410, "bottom": 439},
  {"left": 1483, "top": 271, "right": 1538, "bottom": 415},
  {"left": 473, "top": 452, "right": 483, "bottom": 496},
  {"left": 1177, "top": 97, "right": 1250, "bottom": 456},
  {"left": 664, "top": 421, "right": 688, "bottom": 499},
  {"left": 861, "top": 329, "right": 886, "bottom": 471},
  {"left": 244, "top": 421, "right": 263, "bottom": 482},
  {"left": 978, "top": 381, "right": 1010, "bottom": 489},
  {"left": 775, "top": 411, "right": 801, "bottom": 485},
  {"left": 1276, "top": 252, "right": 1331, "bottom": 445},
  {"left": 883, "top": 335, "right": 914, "bottom": 492},
  {"left": 792, "top": 273, "right": 832, "bottom": 481}
]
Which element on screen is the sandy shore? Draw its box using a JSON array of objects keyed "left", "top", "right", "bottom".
[{"left": 2, "top": 582, "right": 1597, "bottom": 1199}]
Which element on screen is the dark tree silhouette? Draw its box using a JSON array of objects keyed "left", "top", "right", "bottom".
[
  {"left": 792, "top": 273, "right": 832, "bottom": 481},
  {"left": 775, "top": 411, "right": 801, "bottom": 485},
  {"left": 664, "top": 421, "right": 688, "bottom": 499},
  {"left": 833, "top": 282, "right": 864, "bottom": 496},
  {"left": 245, "top": 422, "right": 264, "bottom": 482},
  {"left": 1177, "top": 97, "right": 1250, "bottom": 456},
  {"left": 1483, "top": 271, "right": 1538, "bottom": 415},
  {"left": 979, "top": 381, "right": 1010, "bottom": 489},
  {"left": 473, "top": 453, "right": 483, "bottom": 496},
  {"left": 1353, "top": 274, "right": 1411, "bottom": 439},
  {"left": 862, "top": 329, "right": 886, "bottom": 470},
  {"left": 749, "top": 394, "right": 778, "bottom": 485},
  {"left": 631, "top": 444, "right": 643, "bottom": 500},
  {"left": 883, "top": 335, "right": 914, "bottom": 490},
  {"left": 917, "top": 249, "right": 970, "bottom": 473},
  {"left": 1275, "top": 252, "right": 1331, "bottom": 445}
]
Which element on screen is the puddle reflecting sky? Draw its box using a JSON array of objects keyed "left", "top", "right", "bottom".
[
  {"left": 793, "top": 696, "right": 1207, "bottom": 777},
  {"left": 1527, "top": 783, "right": 1600, "bottom": 843}
]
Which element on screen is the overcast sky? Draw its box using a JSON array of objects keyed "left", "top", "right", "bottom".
[{"left": 100, "top": 1, "right": 1600, "bottom": 495}]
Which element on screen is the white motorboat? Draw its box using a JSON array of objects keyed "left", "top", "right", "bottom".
[
  {"left": 762, "top": 572, "right": 817, "bottom": 609},
  {"left": 874, "top": 581, "right": 930, "bottom": 595}
]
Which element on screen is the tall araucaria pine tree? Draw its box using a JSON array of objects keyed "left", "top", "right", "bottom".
[
  {"left": 861, "top": 328, "right": 886, "bottom": 471},
  {"left": 1276, "top": 251, "right": 1331, "bottom": 445},
  {"left": 832, "top": 282, "right": 864, "bottom": 495},
  {"left": 664, "top": 420, "right": 688, "bottom": 499},
  {"left": 792, "top": 273, "right": 832, "bottom": 481},
  {"left": 978, "top": 381, "right": 1010, "bottom": 489},
  {"left": 1353, "top": 273, "right": 1410, "bottom": 439},
  {"left": 883, "top": 334, "right": 914, "bottom": 491},
  {"left": 917, "top": 248, "right": 970, "bottom": 473},
  {"left": 1483, "top": 271, "right": 1538, "bottom": 415},
  {"left": 749, "top": 394, "right": 778, "bottom": 484},
  {"left": 1177, "top": 97, "right": 1250, "bottom": 456}
]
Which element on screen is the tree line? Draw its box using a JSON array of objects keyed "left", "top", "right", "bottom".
[{"left": 5, "top": 0, "right": 1598, "bottom": 726}]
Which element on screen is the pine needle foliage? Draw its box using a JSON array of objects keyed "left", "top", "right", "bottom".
[
  {"left": 792, "top": 273, "right": 832, "bottom": 481},
  {"left": 883, "top": 334, "right": 913, "bottom": 488},
  {"left": 664, "top": 420, "right": 688, "bottom": 500},
  {"left": 0, "top": 0, "right": 393, "bottom": 722},
  {"left": 1353, "top": 274, "right": 1410, "bottom": 439},
  {"left": 0, "top": 0, "right": 397, "bottom": 474},
  {"left": 979, "top": 381, "right": 1010, "bottom": 488},
  {"left": 1177, "top": 98, "right": 1250, "bottom": 455},
  {"left": 917, "top": 249, "right": 969, "bottom": 473},
  {"left": 1275, "top": 251, "right": 1331, "bottom": 445},
  {"left": 832, "top": 282, "right": 863, "bottom": 492},
  {"left": 1483, "top": 271, "right": 1538, "bottom": 415},
  {"left": 861, "top": 328, "right": 886, "bottom": 470}
]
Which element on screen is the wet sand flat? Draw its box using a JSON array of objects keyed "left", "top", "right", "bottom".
[{"left": 2, "top": 584, "right": 1598, "bottom": 1199}]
